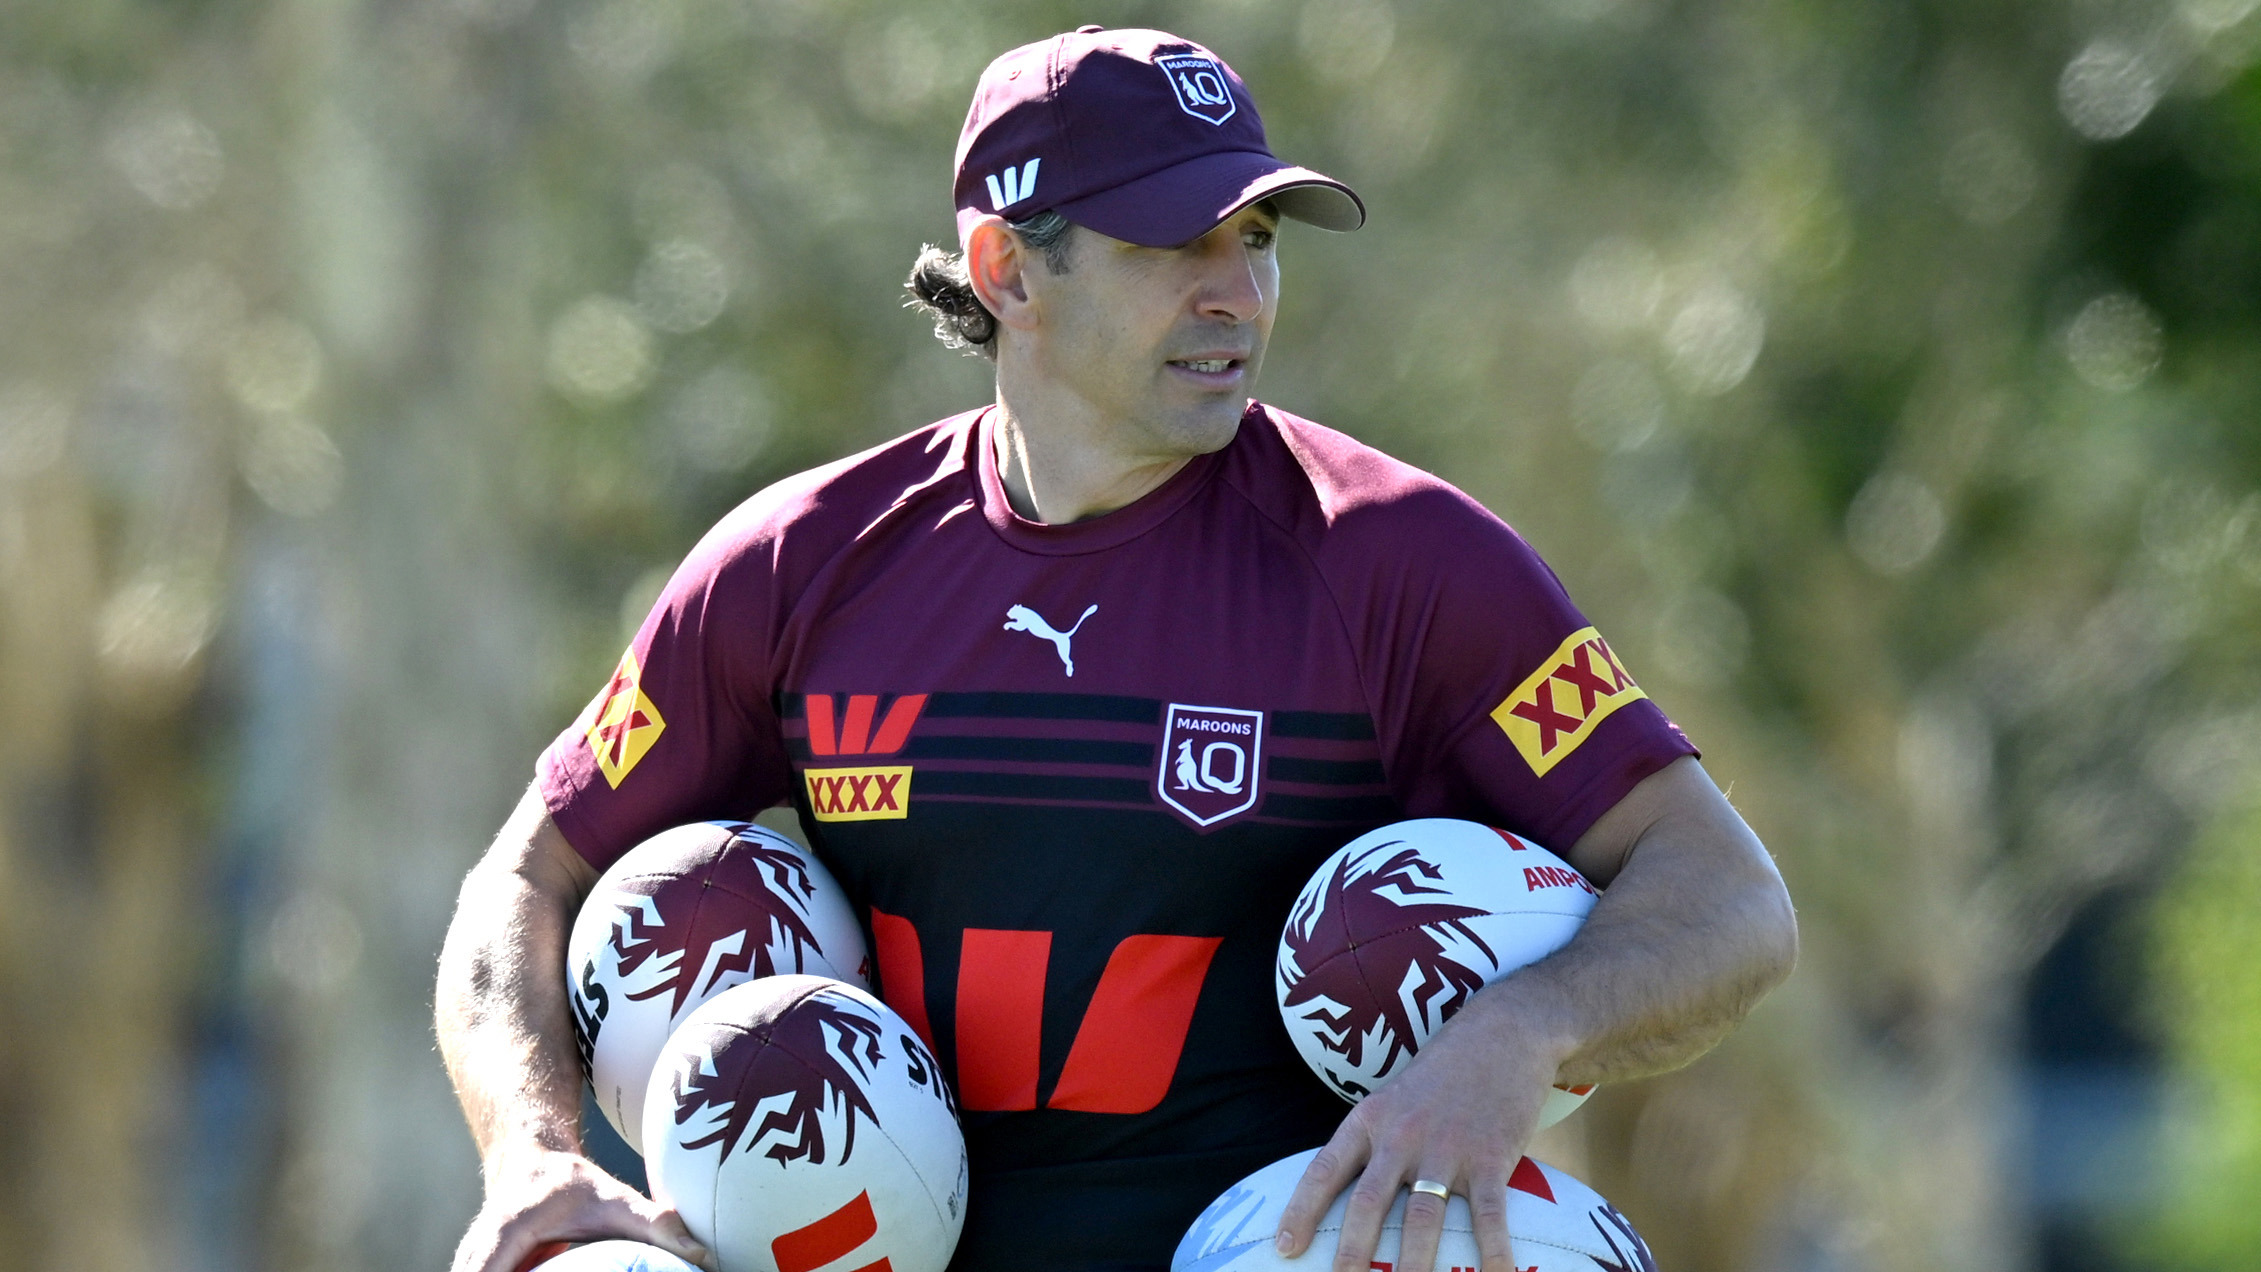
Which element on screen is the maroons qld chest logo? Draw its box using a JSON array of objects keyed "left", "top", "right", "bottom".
[{"left": 1158, "top": 704, "right": 1264, "bottom": 828}]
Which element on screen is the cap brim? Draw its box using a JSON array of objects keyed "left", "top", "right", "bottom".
[{"left": 1051, "top": 149, "right": 1365, "bottom": 248}]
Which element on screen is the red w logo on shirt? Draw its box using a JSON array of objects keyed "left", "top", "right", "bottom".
[
  {"left": 804, "top": 694, "right": 926, "bottom": 822},
  {"left": 868, "top": 910, "right": 1221, "bottom": 1115},
  {"left": 806, "top": 693, "right": 927, "bottom": 757}
]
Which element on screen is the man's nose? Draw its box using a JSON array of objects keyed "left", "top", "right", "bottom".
[{"left": 1193, "top": 242, "right": 1266, "bottom": 325}]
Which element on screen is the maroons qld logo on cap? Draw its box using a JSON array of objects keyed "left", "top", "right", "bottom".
[
  {"left": 1154, "top": 52, "right": 1237, "bottom": 125},
  {"left": 1157, "top": 703, "right": 1263, "bottom": 827}
]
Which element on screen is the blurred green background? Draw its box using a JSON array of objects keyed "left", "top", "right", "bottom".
[{"left": 2, "top": 0, "right": 2259, "bottom": 1268}]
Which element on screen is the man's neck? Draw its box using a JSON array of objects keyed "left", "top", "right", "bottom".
[{"left": 988, "top": 387, "right": 1198, "bottom": 525}]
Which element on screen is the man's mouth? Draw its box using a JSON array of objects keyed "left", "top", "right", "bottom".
[{"left": 1171, "top": 358, "right": 1235, "bottom": 372}]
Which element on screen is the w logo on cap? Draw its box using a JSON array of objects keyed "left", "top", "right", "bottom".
[
  {"left": 985, "top": 159, "right": 1041, "bottom": 211},
  {"left": 1155, "top": 53, "right": 1237, "bottom": 125}
]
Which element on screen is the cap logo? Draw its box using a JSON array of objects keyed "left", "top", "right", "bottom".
[
  {"left": 985, "top": 158, "right": 1041, "bottom": 211},
  {"left": 1154, "top": 53, "right": 1236, "bottom": 125}
]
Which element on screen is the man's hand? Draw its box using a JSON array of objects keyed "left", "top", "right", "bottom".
[
  {"left": 450, "top": 1147, "right": 712, "bottom": 1272},
  {"left": 1273, "top": 1003, "right": 1566, "bottom": 1272},
  {"left": 437, "top": 785, "right": 718, "bottom": 1271},
  {"left": 1273, "top": 757, "right": 1798, "bottom": 1270}
]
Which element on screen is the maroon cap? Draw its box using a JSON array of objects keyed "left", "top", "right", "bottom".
[{"left": 953, "top": 27, "right": 1365, "bottom": 249}]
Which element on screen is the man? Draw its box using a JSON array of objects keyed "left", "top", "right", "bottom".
[{"left": 437, "top": 27, "right": 1797, "bottom": 1272}]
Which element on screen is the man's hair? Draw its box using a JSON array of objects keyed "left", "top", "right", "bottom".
[{"left": 905, "top": 211, "right": 1077, "bottom": 360}]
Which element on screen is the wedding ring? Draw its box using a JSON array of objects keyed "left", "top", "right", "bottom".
[{"left": 1409, "top": 1178, "right": 1452, "bottom": 1199}]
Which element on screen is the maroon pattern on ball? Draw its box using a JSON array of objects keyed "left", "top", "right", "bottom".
[
  {"left": 1279, "top": 843, "right": 1492, "bottom": 1090},
  {"left": 613, "top": 825, "right": 831, "bottom": 1020},
  {"left": 1588, "top": 1200, "right": 1660, "bottom": 1272},
  {"left": 670, "top": 986, "right": 887, "bottom": 1167}
]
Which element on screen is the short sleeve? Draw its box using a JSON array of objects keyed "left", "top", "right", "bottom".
[
  {"left": 1347, "top": 490, "right": 1697, "bottom": 853},
  {"left": 536, "top": 517, "right": 795, "bottom": 873}
]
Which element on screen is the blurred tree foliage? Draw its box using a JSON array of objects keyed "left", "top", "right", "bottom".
[
  {"left": 1, "top": 0, "right": 2258, "bottom": 1270},
  {"left": 2146, "top": 794, "right": 2261, "bottom": 1266}
]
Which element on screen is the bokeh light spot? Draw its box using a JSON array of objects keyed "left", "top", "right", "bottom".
[
  {"left": 224, "top": 317, "right": 325, "bottom": 415},
  {"left": 105, "top": 108, "right": 225, "bottom": 210},
  {"left": 1846, "top": 472, "right": 1946, "bottom": 575},
  {"left": 1941, "top": 130, "right": 2039, "bottom": 226},
  {"left": 633, "top": 241, "right": 731, "bottom": 334},
  {"left": 2180, "top": 0, "right": 2261, "bottom": 35},
  {"left": 2058, "top": 40, "right": 2163, "bottom": 141},
  {"left": 633, "top": 163, "right": 737, "bottom": 247},
  {"left": 1571, "top": 358, "right": 1665, "bottom": 452},
  {"left": 843, "top": 16, "right": 945, "bottom": 123},
  {"left": 1299, "top": 0, "right": 1398, "bottom": 85},
  {"left": 241, "top": 416, "right": 344, "bottom": 517},
  {"left": 97, "top": 567, "right": 217, "bottom": 680},
  {"left": 1664, "top": 281, "right": 1766, "bottom": 395},
  {"left": 1648, "top": 588, "right": 1752, "bottom": 687},
  {"left": 140, "top": 264, "right": 247, "bottom": 357},
  {"left": 1570, "top": 237, "right": 1664, "bottom": 332},
  {"left": 665, "top": 365, "right": 772, "bottom": 473},
  {"left": 2065, "top": 292, "right": 2164, "bottom": 391},
  {"left": 568, "top": 0, "right": 681, "bottom": 82},
  {"left": 546, "top": 297, "right": 656, "bottom": 405}
]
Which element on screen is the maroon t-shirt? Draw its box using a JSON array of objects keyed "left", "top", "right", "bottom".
[{"left": 540, "top": 402, "right": 1695, "bottom": 1270}]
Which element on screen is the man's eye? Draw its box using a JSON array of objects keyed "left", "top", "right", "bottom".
[{"left": 1246, "top": 229, "right": 1276, "bottom": 250}]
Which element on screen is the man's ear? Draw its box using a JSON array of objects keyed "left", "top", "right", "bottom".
[{"left": 965, "top": 217, "right": 1039, "bottom": 334}]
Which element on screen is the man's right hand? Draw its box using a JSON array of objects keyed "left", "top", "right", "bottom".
[{"left": 450, "top": 1147, "right": 713, "bottom": 1272}]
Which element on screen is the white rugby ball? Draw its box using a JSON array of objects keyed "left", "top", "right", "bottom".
[
  {"left": 1172, "top": 1148, "right": 1657, "bottom": 1272},
  {"left": 644, "top": 976, "right": 968, "bottom": 1272},
  {"left": 567, "top": 821, "right": 869, "bottom": 1153},
  {"left": 531, "top": 1242, "right": 701, "bottom": 1271},
  {"left": 1277, "top": 819, "right": 1600, "bottom": 1126}
]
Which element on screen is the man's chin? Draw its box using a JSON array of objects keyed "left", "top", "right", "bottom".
[{"left": 1168, "top": 396, "right": 1250, "bottom": 455}]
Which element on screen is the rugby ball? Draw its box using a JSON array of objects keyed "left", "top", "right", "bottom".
[
  {"left": 644, "top": 976, "right": 968, "bottom": 1272},
  {"left": 567, "top": 821, "right": 869, "bottom": 1152},
  {"left": 1171, "top": 1148, "right": 1657, "bottom": 1272},
  {"left": 1277, "top": 819, "right": 1600, "bottom": 1126},
  {"left": 531, "top": 1242, "right": 701, "bottom": 1272}
]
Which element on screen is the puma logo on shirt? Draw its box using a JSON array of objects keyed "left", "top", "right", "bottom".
[{"left": 1003, "top": 603, "right": 1098, "bottom": 677}]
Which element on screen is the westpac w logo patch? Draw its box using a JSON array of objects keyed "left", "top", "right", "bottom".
[
  {"left": 1155, "top": 54, "right": 1236, "bottom": 125},
  {"left": 985, "top": 159, "right": 1041, "bottom": 211},
  {"left": 802, "top": 693, "right": 925, "bottom": 821},
  {"left": 1157, "top": 703, "right": 1263, "bottom": 828}
]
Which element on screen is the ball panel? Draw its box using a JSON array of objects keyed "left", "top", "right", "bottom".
[
  {"left": 1536, "top": 1082, "right": 1593, "bottom": 1130},
  {"left": 535, "top": 1242, "right": 703, "bottom": 1272},
  {"left": 1172, "top": 1150, "right": 1658, "bottom": 1272},
  {"left": 644, "top": 977, "right": 967, "bottom": 1272},
  {"left": 1277, "top": 818, "right": 1604, "bottom": 1116},
  {"left": 568, "top": 822, "right": 869, "bottom": 1152}
]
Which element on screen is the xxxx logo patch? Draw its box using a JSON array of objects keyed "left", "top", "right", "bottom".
[
  {"left": 586, "top": 649, "right": 666, "bottom": 788},
  {"left": 805, "top": 767, "right": 912, "bottom": 821},
  {"left": 1490, "top": 627, "right": 1645, "bottom": 777},
  {"left": 803, "top": 692, "right": 925, "bottom": 822}
]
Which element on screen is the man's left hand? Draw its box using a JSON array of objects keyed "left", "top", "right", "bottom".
[
  {"left": 1272, "top": 996, "right": 1566, "bottom": 1272},
  {"left": 1270, "top": 757, "right": 1801, "bottom": 1272}
]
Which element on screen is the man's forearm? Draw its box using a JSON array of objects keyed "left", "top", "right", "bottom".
[
  {"left": 1501, "top": 837, "right": 1795, "bottom": 1088},
  {"left": 436, "top": 787, "right": 593, "bottom": 1164},
  {"left": 439, "top": 788, "right": 713, "bottom": 1272},
  {"left": 1473, "top": 760, "right": 1799, "bottom": 1089}
]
